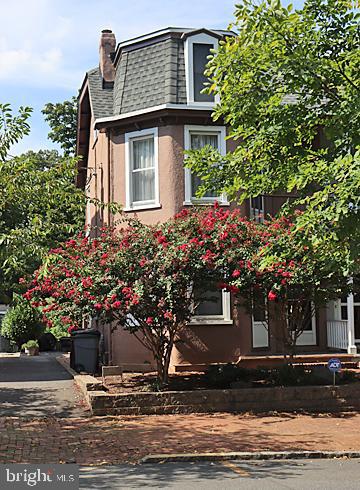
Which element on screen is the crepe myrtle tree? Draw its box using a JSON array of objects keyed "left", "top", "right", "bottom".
[
  {"left": 25, "top": 206, "right": 351, "bottom": 377},
  {"left": 211, "top": 211, "right": 352, "bottom": 359},
  {"left": 25, "top": 214, "right": 228, "bottom": 385}
]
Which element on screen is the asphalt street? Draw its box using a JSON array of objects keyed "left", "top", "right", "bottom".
[{"left": 79, "top": 458, "right": 360, "bottom": 489}]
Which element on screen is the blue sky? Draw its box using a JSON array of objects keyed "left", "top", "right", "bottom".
[{"left": 1, "top": 0, "right": 302, "bottom": 155}]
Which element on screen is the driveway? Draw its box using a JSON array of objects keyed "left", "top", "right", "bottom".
[{"left": 0, "top": 352, "right": 88, "bottom": 417}]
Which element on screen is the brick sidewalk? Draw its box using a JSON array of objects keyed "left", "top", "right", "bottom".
[{"left": 1, "top": 412, "right": 360, "bottom": 464}]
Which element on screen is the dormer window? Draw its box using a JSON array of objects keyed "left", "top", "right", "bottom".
[
  {"left": 184, "top": 32, "right": 219, "bottom": 105},
  {"left": 193, "top": 44, "right": 214, "bottom": 103}
]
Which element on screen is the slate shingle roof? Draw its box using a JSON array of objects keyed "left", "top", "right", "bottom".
[
  {"left": 86, "top": 28, "right": 225, "bottom": 121},
  {"left": 87, "top": 68, "right": 114, "bottom": 120}
]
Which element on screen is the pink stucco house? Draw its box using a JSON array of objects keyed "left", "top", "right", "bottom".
[{"left": 76, "top": 27, "right": 359, "bottom": 371}]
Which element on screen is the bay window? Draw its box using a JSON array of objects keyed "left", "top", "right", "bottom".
[{"left": 184, "top": 125, "right": 227, "bottom": 204}]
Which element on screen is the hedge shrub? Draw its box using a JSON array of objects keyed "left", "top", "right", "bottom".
[{"left": 1, "top": 296, "right": 45, "bottom": 347}]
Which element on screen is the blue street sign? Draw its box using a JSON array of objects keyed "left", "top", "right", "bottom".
[{"left": 328, "top": 358, "right": 342, "bottom": 373}]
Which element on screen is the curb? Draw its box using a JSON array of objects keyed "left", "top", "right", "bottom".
[
  {"left": 55, "top": 355, "right": 105, "bottom": 413},
  {"left": 141, "top": 450, "right": 360, "bottom": 463},
  {"left": 55, "top": 354, "right": 78, "bottom": 378}
]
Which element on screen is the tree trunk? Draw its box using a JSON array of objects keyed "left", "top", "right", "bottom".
[{"left": 155, "top": 338, "right": 174, "bottom": 387}]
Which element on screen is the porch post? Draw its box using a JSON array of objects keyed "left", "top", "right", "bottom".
[{"left": 347, "top": 280, "right": 357, "bottom": 354}]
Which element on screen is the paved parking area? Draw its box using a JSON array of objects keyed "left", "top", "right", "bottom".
[{"left": 0, "top": 352, "right": 88, "bottom": 417}]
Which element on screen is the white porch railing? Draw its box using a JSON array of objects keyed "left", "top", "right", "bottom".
[{"left": 327, "top": 320, "right": 348, "bottom": 350}]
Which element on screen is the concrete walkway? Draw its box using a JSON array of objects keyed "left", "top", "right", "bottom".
[{"left": 0, "top": 352, "right": 88, "bottom": 417}]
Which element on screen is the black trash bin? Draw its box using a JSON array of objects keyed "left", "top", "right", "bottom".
[
  {"left": 71, "top": 329, "right": 101, "bottom": 374},
  {"left": 59, "top": 336, "right": 72, "bottom": 353}
]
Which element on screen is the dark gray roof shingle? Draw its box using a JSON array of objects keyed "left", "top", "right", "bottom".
[
  {"left": 87, "top": 67, "right": 114, "bottom": 119},
  {"left": 86, "top": 28, "right": 230, "bottom": 121}
]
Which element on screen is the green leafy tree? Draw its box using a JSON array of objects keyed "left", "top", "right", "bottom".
[
  {"left": 186, "top": 0, "right": 360, "bottom": 267},
  {"left": 0, "top": 104, "right": 32, "bottom": 161},
  {"left": 42, "top": 97, "right": 77, "bottom": 156},
  {"left": 0, "top": 149, "right": 85, "bottom": 302}
]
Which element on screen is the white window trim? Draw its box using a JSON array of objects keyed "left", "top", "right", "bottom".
[
  {"left": 191, "top": 289, "right": 232, "bottom": 325},
  {"left": 184, "top": 125, "right": 228, "bottom": 205},
  {"left": 251, "top": 300, "right": 316, "bottom": 346},
  {"left": 184, "top": 33, "right": 220, "bottom": 106},
  {"left": 125, "top": 127, "right": 160, "bottom": 211},
  {"left": 296, "top": 310, "right": 317, "bottom": 346},
  {"left": 337, "top": 290, "right": 360, "bottom": 342},
  {"left": 252, "top": 299, "right": 269, "bottom": 348}
]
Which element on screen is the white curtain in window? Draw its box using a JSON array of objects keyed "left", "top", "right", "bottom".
[
  {"left": 132, "top": 137, "right": 155, "bottom": 203},
  {"left": 190, "top": 133, "right": 218, "bottom": 198}
]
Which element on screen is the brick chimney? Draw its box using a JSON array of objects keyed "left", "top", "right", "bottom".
[{"left": 99, "top": 29, "right": 116, "bottom": 87}]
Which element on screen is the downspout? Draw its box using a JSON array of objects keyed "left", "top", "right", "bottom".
[
  {"left": 107, "top": 128, "right": 113, "bottom": 365},
  {"left": 94, "top": 141, "right": 98, "bottom": 234},
  {"left": 107, "top": 128, "right": 112, "bottom": 226}
]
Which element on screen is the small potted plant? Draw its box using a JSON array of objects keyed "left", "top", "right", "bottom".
[{"left": 21, "top": 340, "right": 39, "bottom": 356}]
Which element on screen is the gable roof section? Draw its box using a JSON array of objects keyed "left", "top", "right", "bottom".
[{"left": 181, "top": 28, "right": 222, "bottom": 40}]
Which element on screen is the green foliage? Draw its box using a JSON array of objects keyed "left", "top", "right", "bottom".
[
  {"left": 340, "top": 369, "right": 357, "bottom": 384},
  {"left": 0, "top": 104, "right": 32, "bottom": 161},
  {"left": 270, "top": 364, "right": 311, "bottom": 386},
  {"left": 205, "top": 363, "right": 358, "bottom": 387},
  {"left": 46, "top": 322, "right": 70, "bottom": 340},
  {"left": 1, "top": 296, "right": 44, "bottom": 347},
  {"left": 186, "top": 0, "right": 360, "bottom": 267},
  {"left": 21, "top": 339, "right": 39, "bottom": 350},
  {"left": 205, "top": 364, "right": 255, "bottom": 388},
  {"left": 42, "top": 97, "right": 77, "bottom": 156},
  {"left": 0, "top": 149, "right": 86, "bottom": 300}
]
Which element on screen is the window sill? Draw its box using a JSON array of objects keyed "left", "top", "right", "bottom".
[
  {"left": 123, "top": 203, "right": 162, "bottom": 212},
  {"left": 190, "top": 319, "right": 233, "bottom": 326},
  {"left": 185, "top": 102, "right": 216, "bottom": 110}
]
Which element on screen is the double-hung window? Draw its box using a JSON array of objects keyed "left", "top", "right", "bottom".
[
  {"left": 191, "top": 286, "right": 231, "bottom": 325},
  {"left": 184, "top": 125, "right": 227, "bottom": 205},
  {"left": 125, "top": 127, "right": 159, "bottom": 210},
  {"left": 184, "top": 32, "right": 219, "bottom": 105}
]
